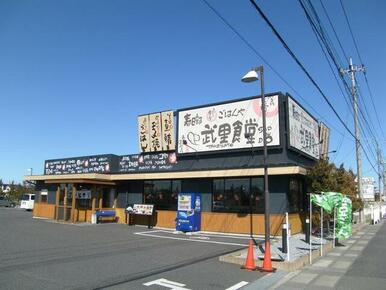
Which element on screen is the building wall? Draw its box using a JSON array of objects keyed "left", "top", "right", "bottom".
[
  {"left": 33, "top": 203, "right": 55, "bottom": 219},
  {"left": 113, "top": 209, "right": 303, "bottom": 236}
]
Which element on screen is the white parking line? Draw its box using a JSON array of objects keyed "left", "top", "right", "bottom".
[
  {"left": 225, "top": 281, "right": 249, "bottom": 290},
  {"left": 135, "top": 232, "right": 247, "bottom": 247},
  {"left": 192, "top": 232, "right": 253, "bottom": 240},
  {"left": 133, "top": 229, "right": 163, "bottom": 235}
]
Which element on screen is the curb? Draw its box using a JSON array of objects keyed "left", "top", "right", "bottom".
[{"left": 219, "top": 221, "right": 370, "bottom": 272}]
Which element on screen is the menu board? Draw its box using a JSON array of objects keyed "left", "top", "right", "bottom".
[
  {"left": 119, "top": 152, "right": 177, "bottom": 173},
  {"left": 133, "top": 204, "right": 154, "bottom": 215},
  {"left": 44, "top": 155, "right": 118, "bottom": 175}
]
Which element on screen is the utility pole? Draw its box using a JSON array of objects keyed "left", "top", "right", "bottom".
[
  {"left": 340, "top": 58, "right": 365, "bottom": 199},
  {"left": 383, "top": 159, "right": 386, "bottom": 201},
  {"left": 376, "top": 142, "right": 382, "bottom": 200}
]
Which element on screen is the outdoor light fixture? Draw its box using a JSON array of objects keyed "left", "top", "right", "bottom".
[
  {"left": 242, "top": 65, "right": 274, "bottom": 272},
  {"left": 241, "top": 70, "right": 259, "bottom": 83}
]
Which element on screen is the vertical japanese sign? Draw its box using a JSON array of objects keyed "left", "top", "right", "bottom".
[
  {"left": 319, "top": 122, "right": 330, "bottom": 159},
  {"left": 177, "top": 95, "right": 280, "bottom": 154},
  {"left": 161, "top": 111, "right": 175, "bottom": 151},
  {"left": 138, "top": 115, "right": 150, "bottom": 153},
  {"left": 149, "top": 113, "right": 162, "bottom": 152},
  {"left": 288, "top": 96, "right": 320, "bottom": 159}
]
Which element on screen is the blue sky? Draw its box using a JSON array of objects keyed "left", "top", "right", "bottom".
[{"left": 1, "top": 0, "right": 385, "bottom": 184}]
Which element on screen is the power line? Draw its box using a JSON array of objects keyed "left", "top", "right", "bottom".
[
  {"left": 319, "top": 0, "right": 348, "bottom": 62},
  {"left": 248, "top": 0, "right": 355, "bottom": 139},
  {"left": 201, "top": 0, "right": 345, "bottom": 138},
  {"left": 340, "top": 0, "right": 386, "bottom": 141},
  {"left": 247, "top": 0, "right": 380, "bottom": 176},
  {"left": 305, "top": 0, "right": 379, "bottom": 175},
  {"left": 339, "top": 0, "right": 363, "bottom": 65},
  {"left": 299, "top": 0, "right": 380, "bottom": 169}
]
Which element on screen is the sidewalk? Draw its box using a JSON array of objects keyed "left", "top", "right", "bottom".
[
  {"left": 244, "top": 220, "right": 384, "bottom": 290},
  {"left": 220, "top": 222, "right": 368, "bottom": 271}
]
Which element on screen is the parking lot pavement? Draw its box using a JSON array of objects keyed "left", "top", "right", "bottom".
[{"left": 0, "top": 208, "right": 265, "bottom": 290}]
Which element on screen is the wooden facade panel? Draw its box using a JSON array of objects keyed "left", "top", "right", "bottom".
[
  {"left": 154, "top": 210, "right": 176, "bottom": 228},
  {"left": 154, "top": 211, "right": 302, "bottom": 236},
  {"left": 115, "top": 208, "right": 126, "bottom": 224},
  {"left": 31, "top": 202, "right": 303, "bottom": 236},
  {"left": 33, "top": 203, "right": 55, "bottom": 219}
]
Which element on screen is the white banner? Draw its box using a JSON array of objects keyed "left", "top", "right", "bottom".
[
  {"left": 177, "top": 95, "right": 280, "bottom": 154},
  {"left": 138, "top": 115, "right": 150, "bottom": 153},
  {"left": 149, "top": 113, "right": 162, "bottom": 152},
  {"left": 288, "top": 97, "right": 320, "bottom": 159},
  {"left": 161, "top": 111, "right": 175, "bottom": 151}
]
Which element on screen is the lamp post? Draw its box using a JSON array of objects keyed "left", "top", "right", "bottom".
[
  {"left": 242, "top": 66, "right": 273, "bottom": 272},
  {"left": 27, "top": 168, "right": 33, "bottom": 176}
]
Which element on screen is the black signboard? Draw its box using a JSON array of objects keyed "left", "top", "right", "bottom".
[
  {"left": 44, "top": 154, "right": 119, "bottom": 175},
  {"left": 119, "top": 153, "right": 177, "bottom": 173}
]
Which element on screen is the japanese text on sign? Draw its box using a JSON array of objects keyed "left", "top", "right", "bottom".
[
  {"left": 138, "top": 111, "right": 175, "bottom": 153},
  {"left": 288, "top": 96, "right": 320, "bottom": 159},
  {"left": 177, "top": 95, "right": 280, "bottom": 154}
]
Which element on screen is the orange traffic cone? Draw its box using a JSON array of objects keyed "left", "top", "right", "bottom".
[
  {"left": 241, "top": 239, "right": 257, "bottom": 271},
  {"left": 258, "top": 241, "right": 275, "bottom": 272}
]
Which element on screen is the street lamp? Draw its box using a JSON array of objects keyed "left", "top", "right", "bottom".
[
  {"left": 27, "top": 168, "right": 33, "bottom": 176},
  {"left": 242, "top": 66, "right": 273, "bottom": 272},
  {"left": 319, "top": 150, "right": 337, "bottom": 160}
]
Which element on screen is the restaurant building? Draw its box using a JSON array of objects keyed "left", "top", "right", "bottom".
[{"left": 25, "top": 92, "right": 327, "bottom": 236}]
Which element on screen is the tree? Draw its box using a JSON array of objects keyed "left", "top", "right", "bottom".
[
  {"left": 307, "top": 160, "right": 363, "bottom": 213},
  {"left": 5, "top": 181, "right": 35, "bottom": 202},
  {"left": 306, "top": 159, "right": 338, "bottom": 192}
]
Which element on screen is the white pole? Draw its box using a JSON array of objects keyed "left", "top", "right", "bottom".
[
  {"left": 321, "top": 207, "right": 323, "bottom": 256},
  {"left": 309, "top": 194, "right": 312, "bottom": 264},
  {"left": 286, "top": 212, "right": 290, "bottom": 262},
  {"left": 333, "top": 207, "right": 336, "bottom": 248}
]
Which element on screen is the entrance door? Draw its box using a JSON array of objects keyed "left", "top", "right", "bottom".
[{"left": 55, "top": 185, "right": 72, "bottom": 222}]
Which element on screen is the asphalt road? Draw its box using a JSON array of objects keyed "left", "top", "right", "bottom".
[
  {"left": 335, "top": 220, "right": 386, "bottom": 289},
  {"left": 0, "top": 208, "right": 264, "bottom": 290}
]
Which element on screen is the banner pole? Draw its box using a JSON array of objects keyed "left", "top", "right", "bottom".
[
  {"left": 309, "top": 193, "right": 312, "bottom": 264},
  {"left": 321, "top": 206, "right": 323, "bottom": 256},
  {"left": 333, "top": 207, "right": 336, "bottom": 248},
  {"left": 286, "top": 212, "right": 290, "bottom": 262}
]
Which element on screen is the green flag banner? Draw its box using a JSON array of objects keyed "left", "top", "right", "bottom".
[
  {"left": 336, "top": 196, "right": 352, "bottom": 239},
  {"left": 310, "top": 194, "right": 333, "bottom": 213},
  {"left": 310, "top": 192, "right": 352, "bottom": 240}
]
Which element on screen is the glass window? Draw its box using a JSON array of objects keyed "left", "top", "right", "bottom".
[
  {"left": 171, "top": 180, "right": 181, "bottom": 207},
  {"left": 31, "top": 195, "right": 35, "bottom": 201},
  {"left": 213, "top": 178, "right": 250, "bottom": 213},
  {"left": 78, "top": 199, "right": 91, "bottom": 209},
  {"left": 251, "top": 178, "right": 264, "bottom": 213},
  {"left": 41, "top": 195, "right": 47, "bottom": 203},
  {"left": 213, "top": 179, "right": 225, "bottom": 211},
  {"left": 144, "top": 180, "right": 177, "bottom": 210},
  {"left": 289, "top": 178, "right": 300, "bottom": 212}
]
